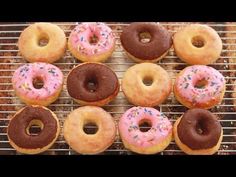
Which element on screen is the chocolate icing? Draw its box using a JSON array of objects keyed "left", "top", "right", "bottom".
[
  {"left": 8, "top": 106, "right": 58, "bottom": 149},
  {"left": 67, "top": 63, "right": 119, "bottom": 102},
  {"left": 120, "top": 23, "right": 172, "bottom": 60},
  {"left": 177, "top": 109, "right": 222, "bottom": 150}
]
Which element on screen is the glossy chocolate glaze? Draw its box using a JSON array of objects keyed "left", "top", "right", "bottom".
[
  {"left": 121, "top": 22, "right": 172, "bottom": 60},
  {"left": 8, "top": 106, "right": 58, "bottom": 149},
  {"left": 67, "top": 63, "right": 119, "bottom": 102},
  {"left": 177, "top": 108, "right": 222, "bottom": 150}
]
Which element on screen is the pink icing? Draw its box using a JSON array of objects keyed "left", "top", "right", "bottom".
[
  {"left": 119, "top": 107, "right": 172, "bottom": 148},
  {"left": 12, "top": 62, "right": 63, "bottom": 100},
  {"left": 70, "top": 22, "right": 115, "bottom": 56},
  {"left": 175, "top": 65, "right": 225, "bottom": 105}
]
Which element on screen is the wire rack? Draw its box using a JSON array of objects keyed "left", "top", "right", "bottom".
[{"left": 0, "top": 22, "right": 236, "bottom": 155}]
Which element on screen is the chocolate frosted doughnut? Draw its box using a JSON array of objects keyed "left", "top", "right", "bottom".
[
  {"left": 67, "top": 62, "right": 119, "bottom": 106},
  {"left": 121, "top": 22, "right": 172, "bottom": 63},
  {"left": 174, "top": 109, "right": 223, "bottom": 155},
  {"left": 7, "top": 105, "right": 60, "bottom": 154}
]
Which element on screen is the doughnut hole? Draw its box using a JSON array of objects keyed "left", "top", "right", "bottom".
[
  {"left": 142, "top": 76, "right": 153, "bottom": 86},
  {"left": 33, "top": 76, "right": 44, "bottom": 89},
  {"left": 37, "top": 34, "right": 49, "bottom": 47},
  {"left": 191, "top": 36, "right": 205, "bottom": 48},
  {"left": 139, "top": 32, "right": 152, "bottom": 43},
  {"left": 89, "top": 33, "right": 99, "bottom": 45},
  {"left": 139, "top": 119, "right": 152, "bottom": 132},
  {"left": 194, "top": 78, "right": 208, "bottom": 89},
  {"left": 195, "top": 118, "right": 209, "bottom": 135},
  {"left": 83, "top": 122, "right": 98, "bottom": 135},
  {"left": 26, "top": 119, "right": 44, "bottom": 136},
  {"left": 84, "top": 76, "right": 98, "bottom": 93}
]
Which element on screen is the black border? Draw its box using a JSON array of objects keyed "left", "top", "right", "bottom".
[{"left": 2, "top": 1, "right": 236, "bottom": 21}]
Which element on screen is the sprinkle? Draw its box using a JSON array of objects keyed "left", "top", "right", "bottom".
[
  {"left": 80, "top": 36, "right": 84, "bottom": 42},
  {"left": 21, "top": 82, "right": 31, "bottom": 91},
  {"left": 192, "top": 69, "right": 198, "bottom": 73},
  {"left": 148, "top": 138, "right": 155, "bottom": 142},
  {"left": 48, "top": 68, "right": 57, "bottom": 76},
  {"left": 184, "top": 83, "right": 189, "bottom": 89},
  {"left": 160, "top": 112, "right": 165, "bottom": 118},
  {"left": 151, "top": 127, "right": 157, "bottom": 131},
  {"left": 210, "top": 82, "right": 217, "bottom": 86},
  {"left": 144, "top": 108, "right": 152, "bottom": 115},
  {"left": 187, "top": 74, "right": 191, "bottom": 80},
  {"left": 133, "top": 135, "right": 138, "bottom": 139}
]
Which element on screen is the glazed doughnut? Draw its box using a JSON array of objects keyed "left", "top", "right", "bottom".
[
  {"left": 174, "top": 65, "right": 225, "bottom": 109},
  {"left": 67, "top": 62, "right": 119, "bottom": 106},
  {"left": 173, "top": 24, "right": 222, "bottom": 65},
  {"left": 18, "top": 23, "right": 67, "bottom": 63},
  {"left": 12, "top": 62, "right": 63, "bottom": 106},
  {"left": 120, "top": 22, "right": 172, "bottom": 63},
  {"left": 119, "top": 107, "right": 172, "bottom": 154},
  {"left": 7, "top": 105, "right": 60, "bottom": 154},
  {"left": 68, "top": 22, "right": 115, "bottom": 62},
  {"left": 63, "top": 106, "right": 116, "bottom": 154},
  {"left": 173, "top": 108, "right": 223, "bottom": 155},
  {"left": 122, "top": 63, "right": 172, "bottom": 107}
]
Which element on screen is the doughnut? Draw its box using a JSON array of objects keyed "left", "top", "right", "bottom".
[
  {"left": 120, "top": 22, "right": 172, "bottom": 63},
  {"left": 173, "top": 108, "right": 223, "bottom": 155},
  {"left": 174, "top": 65, "right": 225, "bottom": 109},
  {"left": 119, "top": 107, "right": 172, "bottom": 154},
  {"left": 12, "top": 62, "right": 63, "bottom": 106},
  {"left": 7, "top": 105, "right": 60, "bottom": 154},
  {"left": 67, "top": 62, "right": 119, "bottom": 106},
  {"left": 63, "top": 106, "right": 116, "bottom": 154},
  {"left": 122, "top": 63, "right": 172, "bottom": 107},
  {"left": 18, "top": 23, "right": 67, "bottom": 63},
  {"left": 173, "top": 24, "right": 222, "bottom": 65},
  {"left": 68, "top": 22, "right": 115, "bottom": 62}
]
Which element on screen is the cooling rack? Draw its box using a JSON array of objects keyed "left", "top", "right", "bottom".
[{"left": 0, "top": 22, "right": 236, "bottom": 155}]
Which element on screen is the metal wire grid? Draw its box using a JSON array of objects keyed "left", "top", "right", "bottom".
[{"left": 0, "top": 22, "right": 236, "bottom": 155}]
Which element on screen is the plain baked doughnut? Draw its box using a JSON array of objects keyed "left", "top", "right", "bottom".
[
  {"left": 18, "top": 22, "right": 67, "bottom": 63},
  {"left": 173, "top": 24, "right": 222, "bottom": 65},
  {"left": 122, "top": 63, "right": 172, "bottom": 107},
  {"left": 63, "top": 106, "right": 117, "bottom": 154}
]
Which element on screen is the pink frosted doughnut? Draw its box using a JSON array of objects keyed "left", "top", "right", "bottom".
[
  {"left": 12, "top": 62, "right": 63, "bottom": 106},
  {"left": 68, "top": 22, "right": 116, "bottom": 62},
  {"left": 118, "top": 107, "right": 172, "bottom": 154},
  {"left": 174, "top": 65, "right": 226, "bottom": 109}
]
